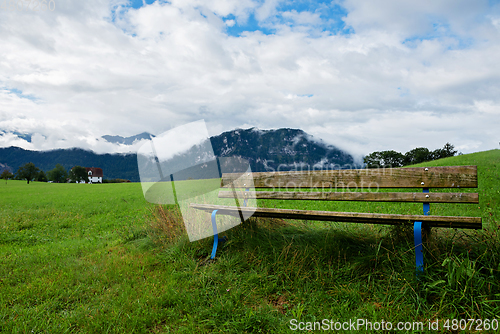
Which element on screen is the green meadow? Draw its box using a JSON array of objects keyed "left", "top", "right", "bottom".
[{"left": 1, "top": 150, "right": 499, "bottom": 333}]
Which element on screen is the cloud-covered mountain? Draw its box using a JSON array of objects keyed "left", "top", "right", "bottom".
[
  {"left": 211, "top": 128, "right": 355, "bottom": 172},
  {"left": 0, "top": 128, "right": 355, "bottom": 181}
]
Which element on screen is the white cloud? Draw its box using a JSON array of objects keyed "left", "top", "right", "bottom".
[
  {"left": 342, "top": 0, "right": 490, "bottom": 38},
  {"left": 281, "top": 10, "right": 322, "bottom": 26},
  {"left": 255, "top": 0, "right": 283, "bottom": 22},
  {"left": 0, "top": 0, "right": 499, "bottom": 158}
]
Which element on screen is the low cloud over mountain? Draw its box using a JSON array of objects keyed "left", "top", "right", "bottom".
[{"left": 0, "top": 128, "right": 356, "bottom": 181}]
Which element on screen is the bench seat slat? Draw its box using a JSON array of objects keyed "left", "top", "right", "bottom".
[
  {"left": 218, "top": 191, "right": 479, "bottom": 203},
  {"left": 221, "top": 166, "right": 478, "bottom": 188},
  {"left": 189, "top": 204, "right": 482, "bottom": 229}
]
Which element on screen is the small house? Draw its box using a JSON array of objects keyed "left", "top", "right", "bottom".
[{"left": 86, "top": 167, "right": 103, "bottom": 184}]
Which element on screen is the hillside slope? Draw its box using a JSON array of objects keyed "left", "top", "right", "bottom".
[{"left": 412, "top": 149, "right": 499, "bottom": 229}]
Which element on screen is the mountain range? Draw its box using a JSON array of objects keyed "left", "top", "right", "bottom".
[
  {"left": 211, "top": 128, "right": 354, "bottom": 172},
  {"left": 101, "top": 132, "right": 154, "bottom": 145},
  {"left": 0, "top": 128, "right": 355, "bottom": 182}
]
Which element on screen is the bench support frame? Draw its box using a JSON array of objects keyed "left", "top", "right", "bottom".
[{"left": 211, "top": 186, "right": 435, "bottom": 273}]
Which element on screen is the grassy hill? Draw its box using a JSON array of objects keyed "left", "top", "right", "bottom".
[{"left": 0, "top": 150, "right": 498, "bottom": 333}]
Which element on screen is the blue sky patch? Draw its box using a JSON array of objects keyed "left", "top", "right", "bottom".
[
  {"left": 224, "top": 13, "right": 276, "bottom": 36},
  {"left": 402, "top": 20, "right": 474, "bottom": 50},
  {"left": 127, "top": 0, "right": 157, "bottom": 10},
  {"left": 277, "top": 0, "right": 353, "bottom": 34},
  {"left": 109, "top": 0, "right": 158, "bottom": 24},
  {"left": 5, "top": 88, "right": 37, "bottom": 101},
  {"left": 224, "top": 1, "right": 353, "bottom": 37}
]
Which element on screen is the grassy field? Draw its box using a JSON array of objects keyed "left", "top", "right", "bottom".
[{"left": 1, "top": 150, "right": 499, "bottom": 333}]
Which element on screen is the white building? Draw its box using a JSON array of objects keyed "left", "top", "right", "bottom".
[{"left": 85, "top": 167, "right": 103, "bottom": 183}]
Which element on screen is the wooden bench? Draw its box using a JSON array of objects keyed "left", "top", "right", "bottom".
[{"left": 190, "top": 166, "right": 481, "bottom": 274}]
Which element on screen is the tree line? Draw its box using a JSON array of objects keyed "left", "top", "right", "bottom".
[
  {"left": 1, "top": 163, "right": 93, "bottom": 184},
  {"left": 363, "top": 143, "right": 458, "bottom": 168},
  {"left": 1, "top": 162, "right": 131, "bottom": 184}
]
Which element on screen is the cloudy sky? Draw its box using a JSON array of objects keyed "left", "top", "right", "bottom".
[{"left": 1, "top": 0, "right": 499, "bottom": 158}]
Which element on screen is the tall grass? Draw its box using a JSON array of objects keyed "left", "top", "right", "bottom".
[
  {"left": 144, "top": 149, "right": 500, "bottom": 332},
  {"left": 148, "top": 205, "right": 186, "bottom": 246}
]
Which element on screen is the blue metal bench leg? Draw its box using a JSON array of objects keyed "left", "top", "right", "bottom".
[
  {"left": 211, "top": 187, "right": 249, "bottom": 259},
  {"left": 414, "top": 221, "right": 424, "bottom": 276},
  {"left": 414, "top": 187, "right": 429, "bottom": 277},
  {"left": 211, "top": 210, "right": 219, "bottom": 259},
  {"left": 210, "top": 210, "right": 228, "bottom": 259}
]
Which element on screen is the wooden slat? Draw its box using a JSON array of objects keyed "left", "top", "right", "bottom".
[
  {"left": 221, "top": 166, "right": 478, "bottom": 189},
  {"left": 218, "top": 190, "right": 479, "bottom": 203},
  {"left": 190, "top": 204, "right": 482, "bottom": 229}
]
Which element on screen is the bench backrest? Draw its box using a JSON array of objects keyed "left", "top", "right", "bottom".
[{"left": 219, "top": 166, "right": 479, "bottom": 204}]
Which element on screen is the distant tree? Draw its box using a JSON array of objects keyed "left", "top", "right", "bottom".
[
  {"left": 364, "top": 150, "right": 405, "bottom": 168},
  {"left": 69, "top": 166, "right": 88, "bottom": 183},
  {"left": 363, "top": 152, "right": 381, "bottom": 168},
  {"left": 431, "top": 142, "right": 457, "bottom": 160},
  {"left": 1, "top": 170, "right": 14, "bottom": 184},
  {"left": 364, "top": 143, "right": 458, "bottom": 168},
  {"left": 443, "top": 142, "right": 457, "bottom": 157},
  {"left": 36, "top": 170, "right": 48, "bottom": 182},
  {"left": 403, "top": 147, "right": 432, "bottom": 166},
  {"left": 16, "top": 162, "right": 40, "bottom": 184},
  {"left": 47, "top": 164, "right": 68, "bottom": 183}
]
